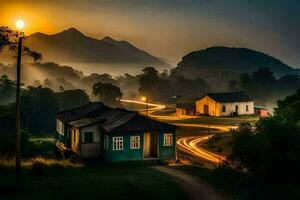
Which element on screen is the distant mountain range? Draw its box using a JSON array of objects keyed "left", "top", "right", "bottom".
[
  {"left": 172, "top": 47, "right": 300, "bottom": 88},
  {"left": 24, "top": 28, "right": 171, "bottom": 70}
]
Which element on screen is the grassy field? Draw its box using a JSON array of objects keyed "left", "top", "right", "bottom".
[
  {"left": 163, "top": 115, "right": 259, "bottom": 126},
  {"left": 172, "top": 165, "right": 300, "bottom": 200},
  {"left": 201, "top": 133, "right": 233, "bottom": 156},
  {"left": 0, "top": 158, "right": 186, "bottom": 200},
  {"left": 176, "top": 125, "right": 219, "bottom": 139}
]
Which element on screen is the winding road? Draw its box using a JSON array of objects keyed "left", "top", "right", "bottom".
[
  {"left": 121, "top": 99, "right": 235, "bottom": 164},
  {"left": 177, "top": 136, "right": 225, "bottom": 164}
]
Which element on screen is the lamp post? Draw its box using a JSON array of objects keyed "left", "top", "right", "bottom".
[
  {"left": 141, "top": 96, "right": 149, "bottom": 117},
  {"left": 15, "top": 19, "right": 25, "bottom": 184}
]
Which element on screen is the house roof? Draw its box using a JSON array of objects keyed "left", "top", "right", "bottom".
[
  {"left": 254, "top": 105, "right": 268, "bottom": 110},
  {"left": 56, "top": 102, "right": 110, "bottom": 123},
  {"left": 176, "top": 95, "right": 200, "bottom": 109},
  {"left": 204, "top": 92, "right": 252, "bottom": 103},
  {"left": 109, "top": 115, "right": 176, "bottom": 133},
  {"left": 59, "top": 103, "right": 176, "bottom": 133}
]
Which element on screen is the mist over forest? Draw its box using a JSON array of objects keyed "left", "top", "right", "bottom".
[{"left": 1, "top": 28, "right": 300, "bottom": 111}]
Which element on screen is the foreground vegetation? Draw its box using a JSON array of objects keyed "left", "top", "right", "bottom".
[
  {"left": 0, "top": 158, "right": 186, "bottom": 200},
  {"left": 173, "top": 165, "right": 300, "bottom": 200}
]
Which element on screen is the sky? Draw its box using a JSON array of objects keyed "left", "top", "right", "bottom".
[{"left": 1, "top": 0, "right": 300, "bottom": 67}]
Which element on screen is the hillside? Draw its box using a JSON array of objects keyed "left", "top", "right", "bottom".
[
  {"left": 24, "top": 28, "right": 171, "bottom": 73},
  {"left": 172, "top": 47, "right": 300, "bottom": 88}
]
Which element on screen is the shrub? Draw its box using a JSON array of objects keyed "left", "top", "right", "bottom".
[{"left": 228, "top": 119, "right": 300, "bottom": 182}]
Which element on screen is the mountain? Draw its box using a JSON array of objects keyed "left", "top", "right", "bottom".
[
  {"left": 24, "top": 28, "right": 171, "bottom": 72},
  {"left": 172, "top": 47, "right": 300, "bottom": 89}
]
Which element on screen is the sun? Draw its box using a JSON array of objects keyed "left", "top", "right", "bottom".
[{"left": 15, "top": 19, "right": 25, "bottom": 30}]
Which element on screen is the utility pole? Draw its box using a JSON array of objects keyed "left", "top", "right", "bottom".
[
  {"left": 146, "top": 96, "right": 149, "bottom": 117},
  {"left": 15, "top": 36, "right": 23, "bottom": 185}
]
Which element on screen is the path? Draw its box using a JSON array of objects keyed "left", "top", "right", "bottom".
[{"left": 153, "top": 166, "right": 228, "bottom": 200}]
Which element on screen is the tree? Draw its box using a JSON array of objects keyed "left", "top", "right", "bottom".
[
  {"left": 227, "top": 79, "right": 239, "bottom": 91},
  {"left": 92, "top": 82, "right": 123, "bottom": 107},
  {"left": 228, "top": 90, "right": 300, "bottom": 182},
  {"left": 0, "top": 26, "right": 41, "bottom": 60},
  {"left": 275, "top": 89, "right": 300, "bottom": 122},
  {"left": 0, "top": 75, "right": 16, "bottom": 105},
  {"left": 56, "top": 89, "right": 90, "bottom": 110},
  {"left": 1, "top": 26, "right": 42, "bottom": 184},
  {"left": 21, "top": 86, "right": 59, "bottom": 134},
  {"left": 138, "top": 67, "right": 160, "bottom": 99}
]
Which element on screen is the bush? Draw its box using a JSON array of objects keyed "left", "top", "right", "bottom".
[
  {"left": 0, "top": 129, "right": 30, "bottom": 158},
  {"left": 228, "top": 118, "right": 300, "bottom": 182}
]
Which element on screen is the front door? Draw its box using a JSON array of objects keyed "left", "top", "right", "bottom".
[
  {"left": 143, "top": 132, "right": 151, "bottom": 157},
  {"left": 204, "top": 104, "right": 209, "bottom": 115},
  {"left": 71, "top": 128, "right": 80, "bottom": 153},
  {"left": 235, "top": 105, "right": 239, "bottom": 114},
  {"left": 143, "top": 132, "right": 158, "bottom": 158}
]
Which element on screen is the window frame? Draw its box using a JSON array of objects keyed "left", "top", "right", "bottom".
[
  {"left": 83, "top": 131, "right": 94, "bottom": 143},
  {"left": 222, "top": 105, "right": 226, "bottom": 113},
  {"left": 104, "top": 135, "right": 109, "bottom": 149},
  {"left": 235, "top": 105, "right": 239, "bottom": 112},
  {"left": 113, "top": 136, "right": 123, "bottom": 151},
  {"left": 246, "top": 105, "right": 249, "bottom": 112},
  {"left": 130, "top": 136, "right": 140, "bottom": 149},
  {"left": 56, "top": 119, "right": 64, "bottom": 135},
  {"left": 164, "top": 133, "right": 173, "bottom": 147}
]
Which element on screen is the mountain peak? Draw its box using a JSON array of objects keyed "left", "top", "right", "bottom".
[
  {"left": 102, "top": 36, "right": 116, "bottom": 43},
  {"left": 60, "top": 27, "right": 84, "bottom": 36}
]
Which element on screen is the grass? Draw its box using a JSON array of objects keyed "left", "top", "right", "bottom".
[
  {"left": 201, "top": 133, "right": 233, "bottom": 156},
  {"left": 164, "top": 115, "right": 259, "bottom": 126},
  {"left": 172, "top": 165, "right": 300, "bottom": 200},
  {"left": 176, "top": 126, "right": 218, "bottom": 139},
  {"left": 0, "top": 158, "right": 187, "bottom": 200}
]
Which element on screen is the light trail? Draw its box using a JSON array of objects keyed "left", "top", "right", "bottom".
[
  {"left": 177, "top": 136, "right": 225, "bottom": 164},
  {"left": 173, "top": 123, "right": 237, "bottom": 132},
  {"left": 120, "top": 99, "right": 165, "bottom": 112},
  {"left": 121, "top": 98, "right": 235, "bottom": 164}
]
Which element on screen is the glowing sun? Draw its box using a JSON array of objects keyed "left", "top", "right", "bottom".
[{"left": 15, "top": 19, "right": 25, "bottom": 30}]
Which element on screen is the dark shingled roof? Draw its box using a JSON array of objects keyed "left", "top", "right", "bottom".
[
  {"left": 57, "top": 103, "right": 176, "bottom": 133},
  {"left": 110, "top": 115, "right": 176, "bottom": 133},
  {"left": 176, "top": 95, "right": 200, "bottom": 109},
  {"left": 205, "top": 92, "right": 252, "bottom": 103},
  {"left": 56, "top": 102, "right": 110, "bottom": 123}
]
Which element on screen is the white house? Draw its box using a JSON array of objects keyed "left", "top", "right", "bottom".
[{"left": 195, "top": 92, "right": 254, "bottom": 116}]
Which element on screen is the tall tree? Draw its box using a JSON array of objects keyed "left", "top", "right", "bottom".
[
  {"left": 56, "top": 89, "right": 90, "bottom": 110},
  {"left": 92, "top": 82, "right": 123, "bottom": 107},
  {"left": 0, "top": 26, "right": 41, "bottom": 60},
  {"left": 1, "top": 26, "right": 41, "bottom": 184},
  {"left": 0, "top": 75, "right": 16, "bottom": 105}
]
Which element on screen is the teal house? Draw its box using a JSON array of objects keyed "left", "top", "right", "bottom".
[{"left": 55, "top": 102, "right": 177, "bottom": 162}]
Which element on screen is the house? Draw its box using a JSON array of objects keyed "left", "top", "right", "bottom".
[
  {"left": 255, "top": 106, "right": 269, "bottom": 118},
  {"left": 195, "top": 92, "right": 254, "bottom": 116},
  {"left": 55, "top": 102, "right": 177, "bottom": 162},
  {"left": 175, "top": 95, "right": 199, "bottom": 116}
]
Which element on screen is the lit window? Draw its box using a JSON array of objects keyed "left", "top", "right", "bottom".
[
  {"left": 84, "top": 132, "right": 94, "bottom": 143},
  {"left": 222, "top": 106, "right": 226, "bottom": 112},
  {"left": 104, "top": 135, "right": 109, "bottom": 149},
  {"left": 246, "top": 105, "right": 249, "bottom": 112},
  {"left": 56, "top": 119, "right": 64, "bottom": 135},
  {"left": 130, "top": 136, "right": 140, "bottom": 149},
  {"left": 113, "top": 137, "right": 123, "bottom": 151},
  {"left": 164, "top": 133, "right": 173, "bottom": 146}
]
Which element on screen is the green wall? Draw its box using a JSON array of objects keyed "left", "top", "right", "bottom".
[
  {"left": 158, "top": 132, "right": 176, "bottom": 160},
  {"left": 103, "top": 132, "right": 144, "bottom": 162},
  {"left": 103, "top": 131, "right": 176, "bottom": 162}
]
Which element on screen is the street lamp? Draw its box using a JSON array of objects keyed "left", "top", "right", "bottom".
[
  {"left": 15, "top": 19, "right": 25, "bottom": 184},
  {"left": 141, "top": 96, "right": 149, "bottom": 117}
]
